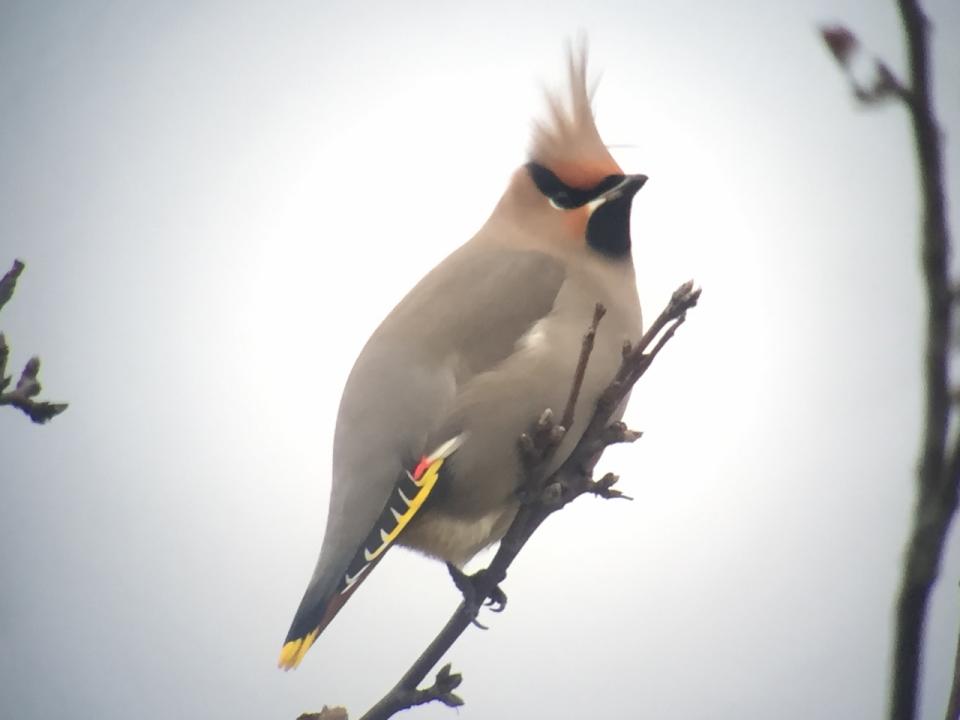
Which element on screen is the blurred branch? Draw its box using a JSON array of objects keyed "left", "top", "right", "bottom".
[
  {"left": 344, "top": 281, "right": 700, "bottom": 720},
  {"left": 822, "top": 3, "right": 956, "bottom": 719},
  {"left": 819, "top": 25, "right": 908, "bottom": 105},
  {"left": 890, "top": 1, "right": 956, "bottom": 718},
  {"left": 947, "top": 604, "right": 960, "bottom": 720},
  {"left": 0, "top": 259, "right": 25, "bottom": 313},
  {"left": 298, "top": 706, "right": 349, "bottom": 720},
  {"left": 0, "top": 260, "right": 68, "bottom": 423}
]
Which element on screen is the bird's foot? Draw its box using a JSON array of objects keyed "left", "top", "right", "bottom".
[{"left": 446, "top": 563, "right": 507, "bottom": 629}]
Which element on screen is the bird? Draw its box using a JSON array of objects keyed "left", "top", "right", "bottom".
[{"left": 279, "top": 43, "right": 647, "bottom": 670}]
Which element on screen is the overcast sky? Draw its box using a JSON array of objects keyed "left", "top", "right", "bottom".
[{"left": 1, "top": 1, "right": 959, "bottom": 719}]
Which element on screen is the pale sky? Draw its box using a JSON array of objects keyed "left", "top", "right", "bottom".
[{"left": 1, "top": 1, "right": 959, "bottom": 719}]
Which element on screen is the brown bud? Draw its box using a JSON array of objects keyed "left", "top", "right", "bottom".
[{"left": 820, "top": 25, "right": 858, "bottom": 67}]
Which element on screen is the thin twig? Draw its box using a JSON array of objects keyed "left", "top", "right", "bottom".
[
  {"left": 0, "top": 260, "right": 68, "bottom": 424},
  {"left": 0, "top": 259, "right": 24, "bottom": 314},
  {"left": 517, "top": 303, "right": 608, "bottom": 488},
  {"left": 819, "top": 25, "right": 909, "bottom": 105},
  {"left": 298, "top": 707, "right": 349, "bottom": 720},
  {"left": 358, "top": 623, "right": 470, "bottom": 720},
  {"left": 351, "top": 281, "right": 700, "bottom": 720},
  {"left": 560, "top": 302, "right": 607, "bottom": 432},
  {"left": 589, "top": 281, "right": 700, "bottom": 437}
]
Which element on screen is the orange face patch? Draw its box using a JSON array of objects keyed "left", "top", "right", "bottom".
[{"left": 550, "top": 158, "right": 623, "bottom": 190}]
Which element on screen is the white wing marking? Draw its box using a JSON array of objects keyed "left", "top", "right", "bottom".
[{"left": 342, "top": 562, "right": 371, "bottom": 592}]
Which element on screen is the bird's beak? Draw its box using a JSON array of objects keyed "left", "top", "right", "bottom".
[
  {"left": 609, "top": 173, "right": 648, "bottom": 200},
  {"left": 587, "top": 173, "right": 648, "bottom": 211}
]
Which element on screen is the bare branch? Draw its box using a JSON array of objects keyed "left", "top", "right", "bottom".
[
  {"left": 0, "top": 333, "right": 9, "bottom": 393},
  {"left": 818, "top": 24, "right": 910, "bottom": 105},
  {"left": 298, "top": 707, "right": 349, "bottom": 720},
  {"left": 821, "top": 24, "right": 858, "bottom": 67},
  {"left": 0, "top": 261, "right": 68, "bottom": 424},
  {"left": 517, "top": 408, "right": 565, "bottom": 483},
  {"left": 883, "top": 1, "right": 957, "bottom": 719},
  {"left": 823, "top": 6, "right": 956, "bottom": 718},
  {"left": 560, "top": 302, "right": 607, "bottom": 432},
  {"left": 588, "top": 472, "right": 633, "bottom": 501},
  {"left": 516, "top": 303, "right": 609, "bottom": 490},
  {"left": 0, "top": 260, "right": 25, "bottom": 314},
  {"left": 590, "top": 281, "right": 700, "bottom": 437},
  {"left": 0, "top": 392, "right": 69, "bottom": 424},
  {"left": 357, "top": 612, "right": 475, "bottom": 720}
]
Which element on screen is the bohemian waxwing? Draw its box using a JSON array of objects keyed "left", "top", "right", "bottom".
[{"left": 279, "top": 44, "right": 646, "bottom": 669}]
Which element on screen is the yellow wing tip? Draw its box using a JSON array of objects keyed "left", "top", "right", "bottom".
[{"left": 278, "top": 629, "right": 319, "bottom": 671}]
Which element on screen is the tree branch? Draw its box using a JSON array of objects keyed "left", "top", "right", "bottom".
[
  {"left": 0, "top": 259, "right": 25, "bottom": 314},
  {"left": 346, "top": 280, "right": 700, "bottom": 720},
  {"left": 889, "top": 2, "right": 956, "bottom": 719},
  {"left": 822, "top": 5, "right": 955, "bottom": 717},
  {"left": 820, "top": 6, "right": 960, "bottom": 717},
  {"left": 820, "top": 24, "right": 909, "bottom": 105},
  {"left": 559, "top": 302, "right": 606, "bottom": 433},
  {"left": 0, "top": 260, "right": 68, "bottom": 424},
  {"left": 298, "top": 706, "right": 349, "bottom": 720}
]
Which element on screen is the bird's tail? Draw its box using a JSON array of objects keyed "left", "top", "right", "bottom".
[
  {"left": 278, "top": 435, "right": 463, "bottom": 670},
  {"left": 278, "top": 556, "right": 381, "bottom": 670}
]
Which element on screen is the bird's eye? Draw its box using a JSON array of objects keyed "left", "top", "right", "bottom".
[{"left": 549, "top": 191, "right": 570, "bottom": 209}]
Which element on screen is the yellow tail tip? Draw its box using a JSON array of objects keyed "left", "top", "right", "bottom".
[{"left": 278, "top": 629, "right": 319, "bottom": 670}]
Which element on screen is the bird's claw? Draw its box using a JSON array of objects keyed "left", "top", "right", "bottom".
[
  {"left": 446, "top": 563, "right": 508, "bottom": 626},
  {"left": 483, "top": 585, "right": 507, "bottom": 613}
]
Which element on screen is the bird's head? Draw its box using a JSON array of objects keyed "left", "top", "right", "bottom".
[{"left": 490, "top": 43, "right": 646, "bottom": 260}]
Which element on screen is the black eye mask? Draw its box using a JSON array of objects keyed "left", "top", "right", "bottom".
[{"left": 525, "top": 162, "right": 623, "bottom": 209}]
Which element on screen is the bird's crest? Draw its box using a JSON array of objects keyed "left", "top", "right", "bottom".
[{"left": 529, "top": 41, "right": 622, "bottom": 190}]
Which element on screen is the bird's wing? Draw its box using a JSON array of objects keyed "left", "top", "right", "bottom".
[{"left": 279, "top": 244, "right": 566, "bottom": 668}]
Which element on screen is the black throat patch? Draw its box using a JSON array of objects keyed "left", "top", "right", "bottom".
[{"left": 586, "top": 193, "right": 633, "bottom": 258}]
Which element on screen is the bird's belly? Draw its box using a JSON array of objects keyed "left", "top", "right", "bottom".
[
  {"left": 398, "top": 504, "right": 517, "bottom": 567},
  {"left": 402, "top": 302, "right": 636, "bottom": 564}
]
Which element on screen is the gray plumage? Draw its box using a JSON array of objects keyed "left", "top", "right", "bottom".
[{"left": 280, "top": 44, "right": 645, "bottom": 669}]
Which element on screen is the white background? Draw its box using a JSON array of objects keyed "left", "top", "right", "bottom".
[{"left": 1, "top": 1, "right": 958, "bottom": 718}]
